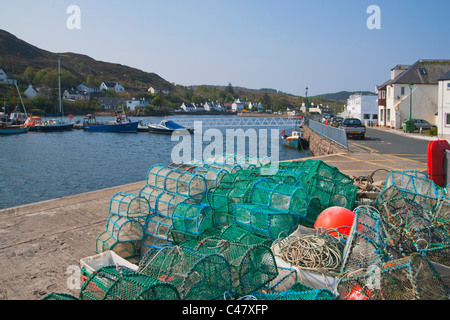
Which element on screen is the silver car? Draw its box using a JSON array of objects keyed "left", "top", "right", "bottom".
[{"left": 411, "top": 119, "right": 436, "bottom": 130}]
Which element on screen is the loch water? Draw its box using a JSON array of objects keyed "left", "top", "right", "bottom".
[{"left": 0, "top": 115, "right": 309, "bottom": 209}]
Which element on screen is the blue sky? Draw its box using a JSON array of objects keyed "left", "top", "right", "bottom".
[{"left": 1, "top": 0, "right": 449, "bottom": 96}]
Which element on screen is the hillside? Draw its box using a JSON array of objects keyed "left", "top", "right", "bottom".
[
  {"left": 0, "top": 29, "right": 173, "bottom": 92},
  {"left": 313, "top": 91, "right": 375, "bottom": 101}
]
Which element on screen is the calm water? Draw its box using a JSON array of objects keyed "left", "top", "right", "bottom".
[{"left": 0, "top": 115, "right": 308, "bottom": 209}]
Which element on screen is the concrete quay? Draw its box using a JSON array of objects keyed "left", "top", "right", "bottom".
[{"left": 0, "top": 152, "right": 426, "bottom": 300}]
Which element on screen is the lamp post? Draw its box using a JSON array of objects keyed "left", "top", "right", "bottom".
[
  {"left": 305, "top": 86, "right": 308, "bottom": 115},
  {"left": 409, "top": 82, "right": 413, "bottom": 120}
]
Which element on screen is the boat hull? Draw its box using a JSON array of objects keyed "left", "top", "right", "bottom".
[
  {"left": 36, "top": 124, "right": 74, "bottom": 132},
  {"left": 282, "top": 137, "right": 309, "bottom": 150},
  {"left": 0, "top": 126, "right": 29, "bottom": 134},
  {"left": 147, "top": 126, "right": 193, "bottom": 134},
  {"left": 83, "top": 121, "right": 139, "bottom": 133}
]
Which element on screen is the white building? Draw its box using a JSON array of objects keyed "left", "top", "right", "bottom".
[
  {"left": 248, "top": 101, "right": 263, "bottom": 112},
  {"left": 180, "top": 102, "right": 196, "bottom": 112},
  {"left": 126, "top": 98, "right": 151, "bottom": 111},
  {"left": 77, "top": 83, "right": 100, "bottom": 93},
  {"left": 437, "top": 70, "right": 450, "bottom": 139},
  {"left": 377, "top": 60, "right": 450, "bottom": 129},
  {"left": 99, "top": 82, "right": 125, "bottom": 93},
  {"left": 0, "top": 69, "right": 17, "bottom": 85},
  {"left": 24, "top": 85, "right": 38, "bottom": 99},
  {"left": 148, "top": 87, "right": 169, "bottom": 94},
  {"left": 346, "top": 94, "right": 378, "bottom": 125},
  {"left": 203, "top": 101, "right": 226, "bottom": 112},
  {"left": 231, "top": 99, "right": 248, "bottom": 112}
]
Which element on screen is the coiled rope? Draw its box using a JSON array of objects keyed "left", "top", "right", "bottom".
[{"left": 275, "top": 232, "right": 344, "bottom": 272}]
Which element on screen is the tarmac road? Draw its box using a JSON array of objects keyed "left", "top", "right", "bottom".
[{"left": 348, "top": 127, "right": 432, "bottom": 164}]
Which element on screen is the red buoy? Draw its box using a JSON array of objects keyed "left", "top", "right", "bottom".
[
  {"left": 314, "top": 206, "right": 355, "bottom": 236},
  {"left": 427, "top": 140, "right": 450, "bottom": 187}
]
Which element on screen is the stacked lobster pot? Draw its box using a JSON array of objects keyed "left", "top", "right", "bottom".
[{"left": 95, "top": 192, "right": 151, "bottom": 258}]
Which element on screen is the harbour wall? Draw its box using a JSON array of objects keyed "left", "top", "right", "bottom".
[{"left": 302, "top": 125, "right": 348, "bottom": 156}]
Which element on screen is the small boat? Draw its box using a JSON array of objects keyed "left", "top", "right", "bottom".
[
  {"left": 281, "top": 129, "right": 309, "bottom": 151},
  {"left": 147, "top": 119, "right": 194, "bottom": 134},
  {"left": 36, "top": 118, "right": 74, "bottom": 131},
  {"left": 24, "top": 115, "right": 43, "bottom": 131},
  {"left": 83, "top": 114, "right": 139, "bottom": 133},
  {"left": 35, "top": 58, "right": 74, "bottom": 132},
  {"left": 0, "top": 122, "right": 29, "bottom": 134}
]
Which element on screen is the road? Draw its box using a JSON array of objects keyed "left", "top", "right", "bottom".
[{"left": 348, "top": 128, "right": 430, "bottom": 164}]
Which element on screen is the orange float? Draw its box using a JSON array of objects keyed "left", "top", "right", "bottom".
[{"left": 314, "top": 206, "right": 355, "bottom": 236}]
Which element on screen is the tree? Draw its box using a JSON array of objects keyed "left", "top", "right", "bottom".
[
  {"left": 225, "top": 82, "right": 234, "bottom": 95},
  {"left": 86, "top": 74, "right": 100, "bottom": 87},
  {"left": 259, "top": 93, "right": 272, "bottom": 109}
]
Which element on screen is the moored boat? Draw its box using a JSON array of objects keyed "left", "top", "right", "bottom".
[
  {"left": 147, "top": 119, "right": 194, "bottom": 134},
  {"left": 83, "top": 114, "right": 139, "bottom": 133},
  {"left": 24, "top": 115, "right": 43, "bottom": 131},
  {"left": 281, "top": 129, "right": 309, "bottom": 150},
  {"left": 0, "top": 122, "right": 29, "bottom": 134}
]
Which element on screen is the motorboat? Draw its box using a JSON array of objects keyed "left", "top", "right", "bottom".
[
  {"left": 147, "top": 119, "right": 194, "bottom": 134},
  {"left": 281, "top": 129, "right": 309, "bottom": 150},
  {"left": 83, "top": 114, "right": 139, "bottom": 133},
  {"left": 24, "top": 116, "right": 43, "bottom": 131}
]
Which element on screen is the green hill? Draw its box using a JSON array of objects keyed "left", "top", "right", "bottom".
[
  {"left": 313, "top": 91, "right": 375, "bottom": 101},
  {"left": 0, "top": 29, "right": 173, "bottom": 92}
]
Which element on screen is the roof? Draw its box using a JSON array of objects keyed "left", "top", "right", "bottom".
[
  {"left": 438, "top": 70, "right": 450, "bottom": 81},
  {"left": 380, "top": 59, "right": 450, "bottom": 87},
  {"left": 102, "top": 82, "right": 117, "bottom": 87}
]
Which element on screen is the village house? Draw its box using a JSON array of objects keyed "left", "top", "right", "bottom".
[
  {"left": 148, "top": 86, "right": 169, "bottom": 94},
  {"left": 437, "top": 70, "right": 450, "bottom": 139},
  {"left": 63, "top": 89, "right": 90, "bottom": 101},
  {"left": 248, "top": 101, "right": 263, "bottom": 112},
  {"left": 180, "top": 102, "right": 198, "bottom": 112},
  {"left": 0, "top": 68, "right": 17, "bottom": 85},
  {"left": 376, "top": 59, "right": 450, "bottom": 129},
  {"left": 99, "top": 82, "right": 125, "bottom": 93},
  {"left": 77, "top": 83, "right": 100, "bottom": 94},
  {"left": 203, "top": 101, "right": 226, "bottom": 112},
  {"left": 231, "top": 99, "right": 248, "bottom": 112},
  {"left": 24, "top": 85, "right": 39, "bottom": 99},
  {"left": 345, "top": 93, "right": 378, "bottom": 125},
  {"left": 126, "top": 97, "right": 151, "bottom": 111},
  {"left": 98, "top": 97, "right": 126, "bottom": 110}
]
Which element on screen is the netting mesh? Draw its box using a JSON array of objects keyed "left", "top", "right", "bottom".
[
  {"left": 79, "top": 265, "right": 180, "bottom": 300},
  {"left": 185, "top": 237, "right": 278, "bottom": 297},
  {"left": 81, "top": 157, "right": 450, "bottom": 300},
  {"left": 336, "top": 254, "right": 447, "bottom": 300},
  {"left": 138, "top": 245, "right": 232, "bottom": 300}
]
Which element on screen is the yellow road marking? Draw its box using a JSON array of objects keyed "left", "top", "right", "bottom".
[{"left": 351, "top": 143, "right": 379, "bottom": 153}]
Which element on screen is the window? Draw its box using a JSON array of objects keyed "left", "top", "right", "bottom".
[
  {"left": 364, "top": 114, "right": 370, "bottom": 119},
  {"left": 401, "top": 87, "right": 405, "bottom": 95},
  {"left": 447, "top": 83, "right": 450, "bottom": 90},
  {"left": 446, "top": 114, "right": 450, "bottom": 126},
  {"left": 387, "top": 110, "right": 391, "bottom": 122},
  {"left": 372, "top": 114, "right": 378, "bottom": 120},
  {"left": 419, "top": 68, "right": 427, "bottom": 75}
]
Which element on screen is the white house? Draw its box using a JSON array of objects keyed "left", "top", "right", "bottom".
[
  {"left": 0, "top": 69, "right": 17, "bottom": 85},
  {"left": 63, "top": 89, "right": 90, "bottom": 101},
  {"left": 77, "top": 83, "right": 100, "bottom": 93},
  {"left": 126, "top": 98, "right": 151, "bottom": 111},
  {"left": 231, "top": 99, "right": 248, "bottom": 112},
  {"left": 203, "top": 101, "right": 226, "bottom": 112},
  {"left": 180, "top": 102, "right": 196, "bottom": 112},
  {"left": 99, "top": 82, "right": 125, "bottom": 93},
  {"left": 248, "top": 101, "right": 263, "bottom": 112},
  {"left": 345, "top": 94, "right": 378, "bottom": 125},
  {"left": 148, "top": 87, "right": 169, "bottom": 94},
  {"left": 437, "top": 70, "right": 450, "bottom": 139},
  {"left": 24, "top": 85, "right": 38, "bottom": 99},
  {"left": 377, "top": 60, "right": 450, "bottom": 129},
  {"left": 98, "top": 97, "right": 126, "bottom": 110}
]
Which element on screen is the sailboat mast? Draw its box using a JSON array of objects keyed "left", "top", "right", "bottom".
[{"left": 58, "top": 58, "right": 63, "bottom": 118}]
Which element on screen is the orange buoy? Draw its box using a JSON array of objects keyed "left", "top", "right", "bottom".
[
  {"left": 314, "top": 206, "right": 355, "bottom": 236},
  {"left": 427, "top": 140, "right": 450, "bottom": 187}
]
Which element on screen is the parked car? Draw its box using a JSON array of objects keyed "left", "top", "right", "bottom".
[
  {"left": 402, "top": 119, "right": 436, "bottom": 131},
  {"left": 331, "top": 117, "right": 343, "bottom": 127},
  {"left": 340, "top": 118, "right": 366, "bottom": 139}
]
